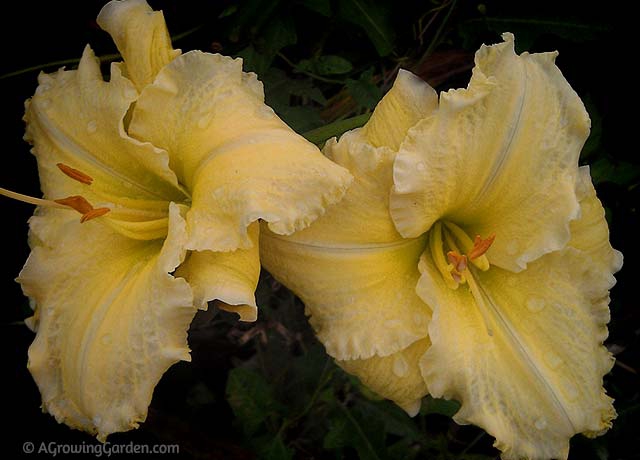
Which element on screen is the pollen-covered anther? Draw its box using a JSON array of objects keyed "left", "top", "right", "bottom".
[
  {"left": 468, "top": 234, "right": 496, "bottom": 260},
  {"left": 54, "top": 195, "right": 110, "bottom": 223},
  {"left": 447, "top": 251, "right": 468, "bottom": 285},
  {"left": 57, "top": 163, "right": 94, "bottom": 185},
  {"left": 80, "top": 207, "right": 111, "bottom": 223},
  {"left": 54, "top": 195, "right": 94, "bottom": 214}
]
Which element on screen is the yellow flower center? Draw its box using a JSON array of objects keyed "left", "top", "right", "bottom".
[
  {"left": 430, "top": 221, "right": 496, "bottom": 335},
  {"left": 1, "top": 163, "right": 189, "bottom": 241}
]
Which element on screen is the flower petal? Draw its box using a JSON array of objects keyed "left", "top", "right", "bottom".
[
  {"left": 19, "top": 204, "right": 195, "bottom": 440},
  {"left": 569, "top": 166, "right": 623, "bottom": 274},
  {"left": 261, "top": 131, "right": 431, "bottom": 361},
  {"left": 338, "top": 338, "right": 430, "bottom": 415},
  {"left": 391, "top": 33, "right": 589, "bottom": 271},
  {"left": 97, "top": 0, "right": 180, "bottom": 92},
  {"left": 128, "top": 50, "right": 352, "bottom": 252},
  {"left": 24, "top": 45, "right": 185, "bottom": 204},
  {"left": 418, "top": 248, "right": 617, "bottom": 458},
  {"left": 360, "top": 69, "right": 438, "bottom": 150},
  {"left": 175, "top": 222, "right": 260, "bottom": 322}
]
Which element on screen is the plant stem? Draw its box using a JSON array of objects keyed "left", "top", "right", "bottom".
[{"left": 302, "top": 113, "right": 371, "bottom": 145}]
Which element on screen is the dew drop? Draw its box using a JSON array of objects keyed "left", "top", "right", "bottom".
[
  {"left": 39, "top": 98, "right": 51, "bottom": 109},
  {"left": 564, "top": 382, "right": 579, "bottom": 401},
  {"left": 413, "top": 313, "right": 425, "bottom": 326},
  {"left": 101, "top": 333, "right": 112, "bottom": 345},
  {"left": 545, "top": 351, "right": 562, "bottom": 369},
  {"left": 416, "top": 162, "right": 426, "bottom": 172},
  {"left": 534, "top": 417, "right": 547, "bottom": 430},
  {"left": 258, "top": 106, "right": 274, "bottom": 119},
  {"left": 392, "top": 355, "right": 409, "bottom": 377},
  {"left": 197, "top": 116, "right": 210, "bottom": 129},
  {"left": 86, "top": 120, "right": 97, "bottom": 134},
  {"left": 525, "top": 297, "right": 546, "bottom": 313}
]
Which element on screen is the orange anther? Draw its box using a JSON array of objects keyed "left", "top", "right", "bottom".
[
  {"left": 80, "top": 207, "right": 110, "bottom": 223},
  {"left": 468, "top": 234, "right": 496, "bottom": 260},
  {"left": 54, "top": 195, "right": 94, "bottom": 214},
  {"left": 447, "top": 251, "right": 468, "bottom": 273},
  {"left": 57, "top": 163, "right": 93, "bottom": 185}
]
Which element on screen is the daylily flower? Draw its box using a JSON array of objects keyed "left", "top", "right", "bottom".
[
  {"left": 261, "top": 34, "right": 622, "bottom": 459},
  {"left": 9, "top": 0, "right": 350, "bottom": 440}
]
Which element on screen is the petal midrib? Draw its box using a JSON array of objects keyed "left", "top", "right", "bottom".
[
  {"left": 262, "top": 231, "right": 426, "bottom": 253},
  {"left": 468, "top": 61, "right": 528, "bottom": 208},
  {"left": 35, "top": 108, "right": 184, "bottom": 202},
  {"left": 474, "top": 273, "right": 577, "bottom": 432}
]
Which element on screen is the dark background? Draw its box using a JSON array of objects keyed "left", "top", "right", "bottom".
[{"left": 1, "top": 1, "right": 636, "bottom": 459}]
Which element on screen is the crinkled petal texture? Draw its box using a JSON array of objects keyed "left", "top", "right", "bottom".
[
  {"left": 128, "top": 50, "right": 352, "bottom": 252},
  {"left": 261, "top": 72, "right": 436, "bottom": 389},
  {"left": 391, "top": 33, "right": 590, "bottom": 272},
  {"left": 175, "top": 222, "right": 261, "bottom": 322},
  {"left": 97, "top": 0, "right": 180, "bottom": 92},
  {"left": 24, "top": 46, "right": 185, "bottom": 206},
  {"left": 19, "top": 204, "right": 194, "bottom": 441},
  {"left": 417, "top": 168, "right": 621, "bottom": 460},
  {"left": 338, "top": 338, "right": 431, "bottom": 415}
]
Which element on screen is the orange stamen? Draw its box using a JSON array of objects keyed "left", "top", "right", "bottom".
[
  {"left": 57, "top": 163, "right": 93, "bottom": 185},
  {"left": 468, "top": 234, "right": 496, "bottom": 260},
  {"left": 80, "top": 207, "right": 110, "bottom": 223},
  {"left": 54, "top": 195, "right": 94, "bottom": 214},
  {"left": 447, "top": 251, "right": 468, "bottom": 273}
]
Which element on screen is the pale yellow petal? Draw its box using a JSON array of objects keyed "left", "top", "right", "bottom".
[
  {"left": 361, "top": 69, "right": 438, "bottom": 150},
  {"left": 417, "top": 246, "right": 617, "bottom": 459},
  {"left": 24, "top": 45, "right": 185, "bottom": 204},
  {"left": 128, "top": 51, "right": 351, "bottom": 252},
  {"left": 19, "top": 204, "right": 195, "bottom": 440},
  {"left": 338, "top": 338, "right": 430, "bottom": 415},
  {"left": 97, "top": 0, "right": 180, "bottom": 92},
  {"left": 261, "top": 134, "right": 431, "bottom": 361},
  {"left": 175, "top": 222, "right": 260, "bottom": 322},
  {"left": 391, "top": 33, "right": 588, "bottom": 271},
  {"left": 569, "top": 166, "right": 623, "bottom": 274}
]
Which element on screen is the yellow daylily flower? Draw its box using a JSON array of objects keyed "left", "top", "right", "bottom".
[
  {"left": 15, "top": 0, "right": 350, "bottom": 440},
  {"left": 261, "top": 33, "right": 622, "bottom": 460}
]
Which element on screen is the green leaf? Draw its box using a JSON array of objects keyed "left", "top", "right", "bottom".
[
  {"left": 591, "top": 157, "right": 640, "bottom": 187},
  {"left": 422, "top": 396, "right": 461, "bottom": 417},
  {"left": 297, "top": 55, "right": 353, "bottom": 76},
  {"left": 263, "top": 15, "right": 298, "bottom": 60},
  {"left": 324, "top": 402, "right": 387, "bottom": 460},
  {"left": 338, "top": 0, "right": 395, "bottom": 56},
  {"left": 346, "top": 68, "right": 382, "bottom": 109},
  {"left": 237, "top": 45, "right": 271, "bottom": 75},
  {"left": 226, "top": 367, "right": 283, "bottom": 436},
  {"left": 258, "top": 434, "right": 294, "bottom": 460},
  {"left": 298, "top": 0, "right": 331, "bottom": 17}
]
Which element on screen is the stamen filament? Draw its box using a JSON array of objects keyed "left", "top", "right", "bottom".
[
  {"left": 465, "top": 267, "right": 494, "bottom": 337},
  {"left": 430, "top": 222, "right": 459, "bottom": 289},
  {"left": 443, "top": 221, "right": 474, "bottom": 254},
  {"left": 0, "top": 186, "right": 68, "bottom": 209}
]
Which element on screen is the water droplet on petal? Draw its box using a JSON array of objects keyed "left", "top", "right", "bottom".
[
  {"left": 39, "top": 98, "right": 51, "bottom": 109},
  {"left": 101, "top": 333, "right": 112, "bottom": 345},
  {"left": 564, "top": 382, "right": 579, "bottom": 401},
  {"left": 526, "top": 297, "right": 546, "bottom": 312},
  {"left": 545, "top": 351, "right": 562, "bottom": 369},
  {"left": 413, "top": 313, "right": 425, "bottom": 326},
  {"left": 392, "top": 355, "right": 409, "bottom": 377},
  {"left": 87, "top": 120, "right": 97, "bottom": 134},
  {"left": 416, "top": 162, "right": 426, "bottom": 172},
  {"left": 534, "top": 417, "right": 547, "bottom": 430},
  {"left": 197, "top": 116, "right": 210, "bottom": 129}
]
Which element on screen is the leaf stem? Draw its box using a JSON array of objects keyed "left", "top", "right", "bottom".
[{"left": 302, "top": 113, "right": 371, "bottom": 145}]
